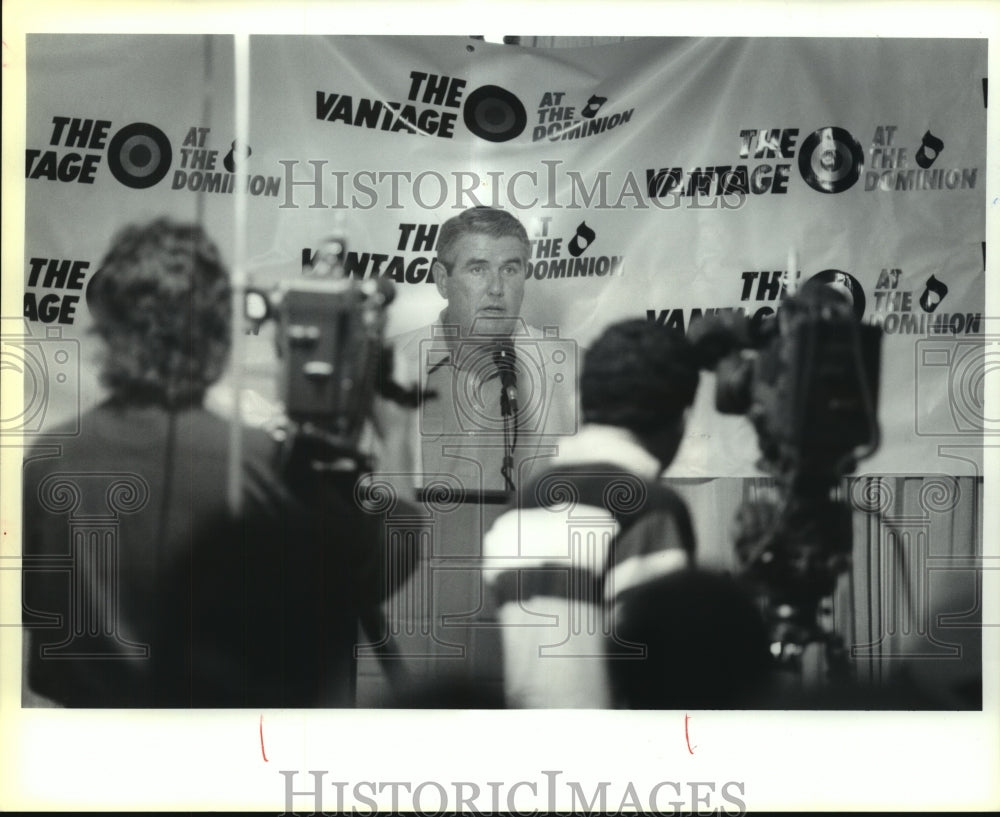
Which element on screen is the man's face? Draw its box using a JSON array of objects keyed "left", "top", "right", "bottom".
[{"left": 435, "top": 232, "right": 527, "bottom": 337}]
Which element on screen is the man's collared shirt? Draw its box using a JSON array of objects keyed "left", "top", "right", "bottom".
[{"left": 375, "top": 315, "right": 577, "bottom": 497}]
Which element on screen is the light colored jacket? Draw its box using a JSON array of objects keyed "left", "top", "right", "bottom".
[{"left": 482, "top": 424, "right": 695, "bottom": 708}]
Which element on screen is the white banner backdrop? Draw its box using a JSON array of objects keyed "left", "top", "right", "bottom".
[{"left": 20, "top": 34, "right": 987, "bottom": 476}]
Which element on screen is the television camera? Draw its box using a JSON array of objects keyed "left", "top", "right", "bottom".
[
  {"left": 688, "top": 278, "right": 882, "bottom": 677},
  {"left": 244, "top": 246, "right": 422, "bottom": 485},
  {"left": 241, "top": 245, "right": 426, "bottom": 686}
]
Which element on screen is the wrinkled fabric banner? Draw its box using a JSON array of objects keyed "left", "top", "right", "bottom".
[{"left": 20, "top": 35, "right": 987, "bottom": 476}]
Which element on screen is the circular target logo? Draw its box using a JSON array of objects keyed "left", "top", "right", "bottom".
[
  {"left": 107, "top": 123, "right": 173, "bottom": 189},
  {"left": 798, "top": 126, "right": 864, "bottom": 194},
  {"left": 463, "top": 85, "right": 527, "bottom": 143},
  {"left": 801, "top": 269, "right": 867, "bottom": 320}
]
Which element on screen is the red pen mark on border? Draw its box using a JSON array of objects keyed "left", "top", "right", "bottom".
[
  {"left": 259, "top": 714, "right": 269, "bottom": 762},
  {"left": 684, "top": 713, "right": 696, "bottom": 755}
]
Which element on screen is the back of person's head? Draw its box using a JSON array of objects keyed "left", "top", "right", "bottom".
[
  {"left": 435, "top": 206, "right": 530, "bottom": 272},
  {"left": 608, "top": 569, "right": 773, "bottom": 709},
  {"left": 86, "top": 218, "right": 231, "bottom": 406},
  {"left": 581, "top": 319, "right": 699, "bottom": 435}
]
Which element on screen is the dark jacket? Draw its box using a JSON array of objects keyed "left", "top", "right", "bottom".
[{"left": 22, "top": 399, "right": 390, "bottom": 707}]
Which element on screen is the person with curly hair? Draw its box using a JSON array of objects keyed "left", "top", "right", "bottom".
[
  {"left": 84, "top": 218, "right": 233, "bottom": 406},
  {"left": 22, "top": 218, "right": 388, "bottom": 707}
]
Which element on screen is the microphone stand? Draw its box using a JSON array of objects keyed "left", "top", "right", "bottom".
[{"left": 496, "top": 343, "right": 518, "bottom": 493}]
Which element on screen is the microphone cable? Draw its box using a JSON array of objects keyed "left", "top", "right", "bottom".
[{"left": 495, "top": 341, "right": 518, "bottom": 493}]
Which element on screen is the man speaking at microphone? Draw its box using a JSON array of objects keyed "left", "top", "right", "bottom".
[
  {"left": 365, "top": 206, "right": 576, "bottom": 696},
  {"left": 378, "top": 206, "right": 577, "bottom": 499}
]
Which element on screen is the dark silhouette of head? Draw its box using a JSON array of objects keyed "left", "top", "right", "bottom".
[
  {"left": 607, "top": 569, "right": 773, "bottom": 709},
  {"left": 581, "top": 319, "right": 700, "bottom": 468}
]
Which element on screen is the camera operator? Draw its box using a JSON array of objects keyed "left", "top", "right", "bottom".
[
  {"left": 481, "top": 319, "right": 704, "bottom": 707},
  {"left": 22, "top": 218, "right": 390, "bottom": 707}
]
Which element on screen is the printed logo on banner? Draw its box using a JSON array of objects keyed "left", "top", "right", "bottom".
[
  {"left": 315, "top": 71, "right": 632, "bottom": 145},
  {"left": 25, "top": 117, "right": 114, "bottom": 184},
  {"left": 22, "top": 257, "right": 88, "bottom": 326},
  {"left": 172, "top": 127, "right": 281, "bottom": 197},
  {"left": 25, "top": 116, "right": 282, "bottom": 198},
  {"left": 317, "top": 71, "right": 467, "bottom": 139},
  {"left": 803, "top": 269, "right": 867, "bottom": 320},
  {"left": 797, "top": 126, "right": 865, "bottom": 194},
  {"left": 463, "top": 85, "right": 527, "bottom": 142},
  {"left": 642, "top": 123, "right": 979, "bottom": 207},
  {"left": 526, "top": 217, "right": 626, "bottom": 281},
  {"left": 869, "top": 267, "right": 981, "bottom": 337},
  {"left": 532, "top": 90, "right": 635, "bottom": 143},
  {"left": 300, "top": 222, "right": 441, "bottom": 284},
  {"left": 645, "top": 126, "right": 798, "bottom": 205},
  {"left": 647, "top": 268, "right": 789, "bottom": 334},
  {"left": 316, "top": 70, "right": 530, "bottom": 143},
  {"left": 107, "top": 122, "right": 173, "bottom": 189},
  {"left": 646, "top": 265, "right": 982, "bottom": 339},
  {"left": 864, "top": 125, "right": 976, "bottom": 192}
]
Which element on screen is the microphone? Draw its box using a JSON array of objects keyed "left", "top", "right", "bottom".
[
  {"left": 494, "top": 340, "right": 519, "bottom": 492},
  {"left": 493, "top": 341, "right": 518, "bottom": 417}
]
